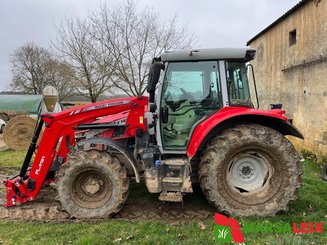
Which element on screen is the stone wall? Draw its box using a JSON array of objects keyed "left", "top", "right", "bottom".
[{"left": 248, "top": 0, "right": 327, "bottom": 161}]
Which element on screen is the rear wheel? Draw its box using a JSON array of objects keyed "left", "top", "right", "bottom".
[
  {"left": 57, "top": 150, "right": 129, "bottom": 218},
  {"left": 199, "top": 124, "right": 302, "bottom": 216}
]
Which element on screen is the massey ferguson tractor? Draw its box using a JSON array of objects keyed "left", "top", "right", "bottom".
[{"left": 3, "top": 48, "right": 303, "bottom": 218}]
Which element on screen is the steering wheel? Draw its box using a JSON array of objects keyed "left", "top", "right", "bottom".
[{"left": 179, "top": 88, "right": 195, "bottom": 101}]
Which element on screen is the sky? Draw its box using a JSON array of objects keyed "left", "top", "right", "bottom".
[{"left": 0, "top": 0, "right": 301, "bottom": 91}]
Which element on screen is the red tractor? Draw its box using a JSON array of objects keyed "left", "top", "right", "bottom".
[{"left": 4, "top": 48, "right": 303, "bottom": 218}]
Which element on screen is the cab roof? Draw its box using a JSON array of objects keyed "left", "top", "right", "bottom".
[{"left": 160, "top": 48, "right": 256, "bottom": 62}]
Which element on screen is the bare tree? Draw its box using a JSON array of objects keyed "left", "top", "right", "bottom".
[
  {"left": 90, "top": 0, "right": 194, "bottom": 96},
  {"left": 9, "top": 42, "right": 75, "bottom": 100},
  {"left": 10, "top": 43, "right": 51, "bottom": 94},
  {"left": 46, "top": 59, "right": 75, "bottom": 101},
  {"left": 53, "top": 19, "right": 116, "bottom": 102}
]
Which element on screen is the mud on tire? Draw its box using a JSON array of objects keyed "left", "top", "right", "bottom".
[
  {"left": 199, "top": 124, "right": 302, "bottom": 216},
  {"left": 57, "top": 150, "right": 129, "bottom": 218}
]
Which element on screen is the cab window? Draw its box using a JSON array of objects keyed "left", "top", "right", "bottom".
[{"left": 226, "top": 62, "right": 251, "bottom": 106}]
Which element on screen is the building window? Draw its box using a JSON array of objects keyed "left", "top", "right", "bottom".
[{"left": 289, "top": 29, "right": 296, "bottom": 46}]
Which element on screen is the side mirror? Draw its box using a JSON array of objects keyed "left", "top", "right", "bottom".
[
  {"left": 147, "top": 62, "right": 163, "bottom": 102},
  {"left": 161, "top": 107, "right": 169, "bottom": 123}
]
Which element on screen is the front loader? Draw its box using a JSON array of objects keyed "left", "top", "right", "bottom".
[{"left": 4, "top": 48, "right": 304, "bottom": 218}]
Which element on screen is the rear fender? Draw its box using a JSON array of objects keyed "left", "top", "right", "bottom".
[
  {"left": 78, "top": 137, "right": 140, "bottom": 183},
  {"left": 187, "top": 107, "right": 304, "bottom": 158}
]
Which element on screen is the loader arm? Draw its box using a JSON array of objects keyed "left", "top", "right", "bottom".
[{"left": 4, "top": 96, "right": 148, "bottom": 207}]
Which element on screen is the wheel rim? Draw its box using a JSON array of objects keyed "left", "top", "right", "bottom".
[
  {"left": 227, "top": 152, "right": 272, "bottom": 193},
  {"left": 72, "top": 168, "right": 113, "bottom": 209}
]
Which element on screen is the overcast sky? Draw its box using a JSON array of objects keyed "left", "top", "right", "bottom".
[{"left": 0, "top": 0, "right": 300, "bottom": 91}]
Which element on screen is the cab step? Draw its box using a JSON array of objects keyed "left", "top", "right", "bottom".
[
  {"left": 159, "top": 191, "right": 183, "bottom": 202},
  {"left": 160, "top": 157, "right": 193, "bottom": 193},
  {"left": 163, "top": 158, "right": 187, "bottom": 166},
  {"left": 162, "top": 177, "right": 183, "bottom": 183}
]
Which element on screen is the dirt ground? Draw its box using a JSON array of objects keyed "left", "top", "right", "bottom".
[
  {"left": 0, "top": 134, "right": 214, "bottom": 222},
  {"left": 0, "top": 180, "right": 214, "bottom": 222}
]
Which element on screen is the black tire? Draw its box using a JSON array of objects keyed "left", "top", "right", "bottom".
[
  {"left": 57, "top": 150, "right": 129, "bottom": 218},
  {"left": 199, "top": 124, "right": 302, "bottom": 216},
  {"left": 322, "top": 164, "right": 327, "bottom": 181}
]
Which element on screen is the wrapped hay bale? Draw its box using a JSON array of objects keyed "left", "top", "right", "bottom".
[{"left": 3, "top": 115, "right": 37, "bottom": 151}]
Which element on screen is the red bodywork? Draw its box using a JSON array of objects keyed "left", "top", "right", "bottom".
[
  {"left": 4, "top": 96, "right": 148, "bottom": 207},
  {"left": 187, "top": 106, "right": 288, "bottom": 158}
]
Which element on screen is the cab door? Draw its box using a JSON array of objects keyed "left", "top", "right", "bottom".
[{"left": 159, "top": 61, "right": 223, "bottom": 151}]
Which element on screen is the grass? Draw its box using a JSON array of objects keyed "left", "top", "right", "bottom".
[
  {"left": 0, "top": 149, "right": 26, "bottom": 168},
  {"left": 0, "top": 149, "right": 326, "bottom": 244},
  {"left": 0, "top": 220, "right": 216, "bottom": 245}
]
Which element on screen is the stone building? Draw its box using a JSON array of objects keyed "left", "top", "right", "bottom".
[{"left": 247, "top": 0, "right": 327, "bottom": 161}]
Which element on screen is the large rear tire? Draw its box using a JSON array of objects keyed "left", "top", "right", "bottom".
[
  {"left": 57, "top": 150, "right": 129, "bottom": 218},
  {"left": 199, "top": 124, "right": 302, "bottom": 216}
]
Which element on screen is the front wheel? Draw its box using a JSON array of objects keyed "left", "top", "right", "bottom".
[
  {"left": 57, "top": 150, "right": 129, "bottom": 218},
  {"left": 199, "top": 124, "right": 302, "bottom": 216}
]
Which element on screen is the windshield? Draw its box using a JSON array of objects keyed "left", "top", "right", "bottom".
[{"left": 226, "top": 62, "right": 251, "bottom": 106}]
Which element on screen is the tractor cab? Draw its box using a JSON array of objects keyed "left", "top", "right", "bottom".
[
  {"left": 143, "top": 48, "right": 302, "bottom": 206},
  {"left": 147, "top": 48, "right": 256, "bottom": 152}
]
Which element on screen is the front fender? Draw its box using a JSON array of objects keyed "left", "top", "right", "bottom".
[
  {"left": 186, "top": 107, "right": 304, "bottom": 158},
  {"left": 78, "top": 137, "right": 140, "bottom": 183}
]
